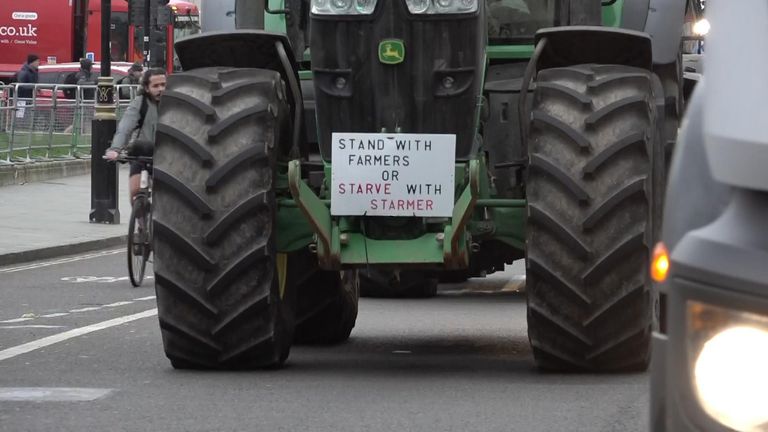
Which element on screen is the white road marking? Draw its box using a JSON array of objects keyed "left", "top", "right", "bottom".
[
  {"left": 68, "top": 307, "right": 102, "bottom": 313},
  {"left": 60, "top": 276, "right": 102, "bottom": 283},
  {"left": 0, "top": 308, "right": 157, "bottom": 362},
  {"left": 40, "top": 313, "right": 69, "bottom": 318},
  {"left": 0, "top": 318, "right": 34, "bottom": 324},
  {"left": 0, "top": 298, "right": 154, "bottom": 324},
  {"left": 0, "top": 249, "right": 123, "bottom": 274},
  {"left": 61, "top": 275, "right": 154, "bottom": 284},
  {"left": 0, "top": 325, "right": 65, "bottom": 329},
  {"left": 105, "top": 301, "right": 134, "bottom": 308},
  {"left": 0, "top": 388, "right": 113, "bottom": 402}
]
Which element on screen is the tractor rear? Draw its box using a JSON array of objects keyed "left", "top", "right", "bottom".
[{"left": 150, "top": 0, "right": 686, "bottom": 371}]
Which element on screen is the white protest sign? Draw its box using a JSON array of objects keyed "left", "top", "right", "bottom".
[{"left": 331, "top": 133, "right": 456, "bottom": 217}]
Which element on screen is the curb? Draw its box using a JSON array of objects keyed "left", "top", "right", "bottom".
[
  {"left": 0, "top": 159, "right": 91, "bottom": 187},
  {"left": 0, "top": 235, "right": 127, "bottom": 267}
]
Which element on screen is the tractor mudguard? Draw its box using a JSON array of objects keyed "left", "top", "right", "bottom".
[
  {"left": 175, "top": 30, "right": 305, "bottom": 158},
  {"left": 175, "top": 30, "right": 298, "bottom": 76},
  {"left": 533, "top": 26, "right": 652, "bottom": 71}
]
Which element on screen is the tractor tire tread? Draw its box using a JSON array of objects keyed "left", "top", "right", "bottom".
[
  {"left": 526, "top": 64, "right": 663, "bottom": 372},
  {"left": 153, "top": 67, "right": 293, "bottom": 369}
]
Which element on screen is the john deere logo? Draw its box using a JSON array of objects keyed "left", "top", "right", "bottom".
[{"left": 379, "top": 39, "right": 405, "bottom": 65}]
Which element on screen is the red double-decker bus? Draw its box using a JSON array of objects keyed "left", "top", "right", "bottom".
[
  {"left": 86, "top": 0, "right": 200, "bottom": 71},
  {"left": 0, "top": 0, "right": 200, "bottom": 82}
]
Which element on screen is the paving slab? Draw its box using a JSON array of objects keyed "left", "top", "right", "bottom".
[{"left": 0, "top": 166, "right": 131, "bottom": 266}]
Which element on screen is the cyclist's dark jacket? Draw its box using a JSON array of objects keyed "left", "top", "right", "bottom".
[{"left": 112, "top": 94, "right": 158, "bottom": 150}]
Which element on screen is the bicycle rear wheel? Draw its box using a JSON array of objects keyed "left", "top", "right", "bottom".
[
  {"left": 144, "top": 196, "right": 153, "bottom": 260},
  {"left": 128, "top": 195, "right": 149, "bottom": 287}
]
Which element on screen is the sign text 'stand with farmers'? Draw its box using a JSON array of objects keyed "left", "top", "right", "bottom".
[{"left": 331, "top": 133, "right": 456, "bottom": 217}]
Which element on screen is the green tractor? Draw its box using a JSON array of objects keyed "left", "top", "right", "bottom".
[{"left": 151, "top": 0, "right": 686, "bottom": 371}]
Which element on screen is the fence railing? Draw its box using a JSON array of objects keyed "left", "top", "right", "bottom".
[{"left": 0, "top": 83, "right": 140, "bottom": 164}]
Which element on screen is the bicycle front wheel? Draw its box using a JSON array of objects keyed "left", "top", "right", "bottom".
[{"left": 128, "top": 195, "right": 149, "bottom": 287}]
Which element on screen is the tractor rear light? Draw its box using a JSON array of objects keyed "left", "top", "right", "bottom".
[
  {"left": 405, "top": 0, "right": 477, "bottom": 15},
  {"left": 311, "top": 0, "right": 378, "bottom": 15},
  {"left": 651, "top": 242, "right": 670, "bottom": 283}
]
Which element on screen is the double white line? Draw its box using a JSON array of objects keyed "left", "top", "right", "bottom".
[
  {"left": 0, "top": 309, "right": 158, "bottom": 362},
  {"left": 0, "top": 249, "right": 158, "bottom": 362}
]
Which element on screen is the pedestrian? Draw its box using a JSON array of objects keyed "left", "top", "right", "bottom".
[
  {"left": 14, "top": 54, "right": 40, "bottom": 128},
  {"left": 15, "top": 54, "right": 40, "bottom": 100},
  {"left": 116, "top": 62, "right": 143, "bottom": 100},
  {"left": 76, "top": 58, "right": 98, "bottom": 100}
]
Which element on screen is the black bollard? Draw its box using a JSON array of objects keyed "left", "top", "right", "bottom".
[
  {"left": 89, "top": 80, "right": 119, "bottom": 224},
  {"left": 89, "top": 0, "right": 119, "bottom": 224}
]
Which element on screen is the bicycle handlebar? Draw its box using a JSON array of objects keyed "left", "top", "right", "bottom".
[
  {"left": 104, "top": 153, "right": 154, "bottom": 164},
  {"left": 118, "top": 155, "right": 153, "bottom": 163}
]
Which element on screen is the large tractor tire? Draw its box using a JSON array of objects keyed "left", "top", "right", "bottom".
[
  {"left": 359, "top": 269, "right": 438, "bottom": 298},
  {"left": 152, "top": 67, "right": 295, "bottom": 369},
  {"left": 654, "top": 55, "right": 683, "bottom": 172},
  {"left": 525, "top": 64, "right": 664, "bottom": 372},
  {"left": 295, "top": 267, "right": 359, "bottom": 344}
]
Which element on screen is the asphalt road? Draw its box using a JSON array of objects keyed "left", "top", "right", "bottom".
[{"left": 0, "top": 250, "right": 649, "bottom": 432}]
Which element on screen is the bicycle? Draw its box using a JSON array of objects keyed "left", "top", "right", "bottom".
[{"left": 109, "top": 151, "right": 153, "bottom": 287}]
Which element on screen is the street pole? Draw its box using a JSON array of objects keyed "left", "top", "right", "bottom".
[
  {"left": 90, "top": 0, "right": 120, "bottom": 224},
  {"left": 144, "top": 0, "right": 151, "bottom": 66}
]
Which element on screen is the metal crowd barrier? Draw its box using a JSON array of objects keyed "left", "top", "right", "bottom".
[{"left": 0, "top": 83, "right": 140, "bottom": 164}]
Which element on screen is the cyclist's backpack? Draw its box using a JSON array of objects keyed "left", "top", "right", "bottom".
[
  {"left": 128, "top": 96, "right": 150, "bottom": 146},
  {"left": 136, "top": 95, "right": 149, "bottom": 131}
]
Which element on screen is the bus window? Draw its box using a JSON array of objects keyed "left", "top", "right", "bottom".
[
  {"left": 172, "top": 14, "right": 200, "bottom": 71},
  {"left": 173, "top": 14, "right": 200, "bottom": 41},
  {"left": 132, "top": 27, "right": 146, "bottom": 64},
  {"left": 111, "top": 11, "right": 129, "bottom": 61}
]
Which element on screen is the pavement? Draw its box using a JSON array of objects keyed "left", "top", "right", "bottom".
[{"left": 0, "top": 165, "right": 130, "bottom": 266}]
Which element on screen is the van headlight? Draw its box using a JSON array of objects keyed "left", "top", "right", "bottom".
[
  {"left": 312, "top": 0, "right": 377, "bottom": 15},
  {"left": 693, "top": 18, "right": 710, "bottom": 36},
  {"left": 405, "top": 0, "right": 478, "bottom": 15},
  {"left": 688, "top": 301, "right": 768, "bottom": 431}
]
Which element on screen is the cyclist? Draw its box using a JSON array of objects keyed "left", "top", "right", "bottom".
[{"left": 104, "top": 68, "right": 167, "bottom": 204}]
